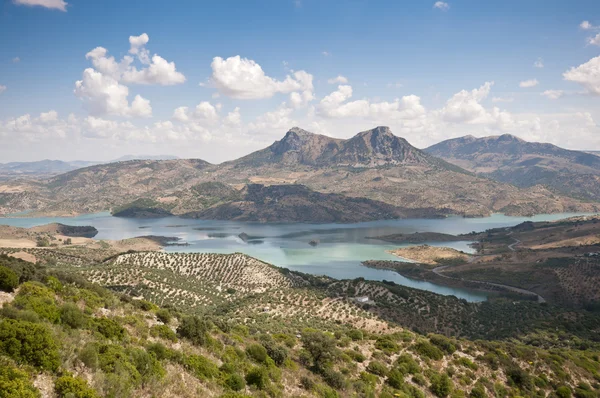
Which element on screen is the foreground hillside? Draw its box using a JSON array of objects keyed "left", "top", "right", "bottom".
[
  {"left": 2, "top": 127, "right": 599, "bottom": 219},
  {"left": 426, "top": 134, "right": 600, "bottom": 202},
  {"left": 2, "top": 249, "right": 600, "bottom": 398}
]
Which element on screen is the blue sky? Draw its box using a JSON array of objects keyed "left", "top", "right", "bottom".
[{"left": 0, "top": 0, "right": 599, "bottom": 162}]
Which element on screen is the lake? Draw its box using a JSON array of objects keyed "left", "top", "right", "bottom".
[{"left": 1, "top": 212, "right": 591, "bottom": 302}]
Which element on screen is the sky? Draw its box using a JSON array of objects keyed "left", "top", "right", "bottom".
[{"left": 0, "top": 0, "right": 600, "bottom": 163}]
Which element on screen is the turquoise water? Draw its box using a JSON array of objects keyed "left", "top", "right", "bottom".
[{"left": 1, "top": 212, "right": 592, "bottom": 302}]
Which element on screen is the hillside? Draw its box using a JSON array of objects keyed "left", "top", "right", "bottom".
[
  {"left": 182, "top": 184, "right": 431, "bottom": 223},
  {"left": 2, "top": 127, "right": 600, "bottom": 218},
  {"left": 425, "top": 134, "right": 600, "bottom": 201},
  {"left": 2, "top": 236, "right": 600, "bottom": 397}
]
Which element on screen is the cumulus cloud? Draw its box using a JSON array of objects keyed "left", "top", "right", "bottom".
[
  {"left": 563, "top": 56, "right": 600, "bottom": 95},
  {"left": 589, "top": 33, "right": 600, "bottom": 46},
  {"left": 534, "top": 58, "right": 544, "bottom": 68},
  {"left": 327, "top": 75, "right": 348, "bottom": 84},
  {"left": 122, "top": 55, "right": 186, "bottom": 85},
  {"left": 519, "top": 79, "right": 539, "bottom": 88},
  {"left": 74, "top": 68, "right": 152, "bottom": 118},
  {"left": 439, "top": 82, "right": 495, "bottom": 124},
  {"left": 317, "top": 84, "right": 426, "bottom": 121},
  {"left": 541, "top": 90, "right": 564, "bottom": 100},
  {"left": 12, "top": 0, "right": 67, "bottom": 11},
  {"left": 209, "top": 56, "right": 313, "bottom": 102},
  {"left": 433, "top": 1, "right": 449, "bottom": 10},
  {"left": 0, "top": 85, "right": 6, "bottom": 94},
  {"left": 12, "top": 57, "right": 20, "bottom": 63}
]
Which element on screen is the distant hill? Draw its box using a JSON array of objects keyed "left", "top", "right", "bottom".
[
  {"left": 111, "top": 154, "right": 179, "bottom": 162},
  {"left": 425, "top": 134, "right": 600, "bottom": 201},
  {"left": 1, "top": 127, "right": 599, "bottom": 218},
  {"left": 182, "top": 183, "right": 438, "bottom": 223}
]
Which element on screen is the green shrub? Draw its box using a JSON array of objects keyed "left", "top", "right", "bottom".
[
  {"left": 366, "top": 361, "right": 388, "bottom": 377},
  {"left": 469, "top": 384, "right": 486, "bottom": 398},
  {"left": 13, "top": 282, "right": 60, "bottom": 323},
  {"left": 301, "top": 330, "right": 339, "bottom": 369},
  {"left": 60, "top": 303, "right": 86, "bottom": 329},
  {"left": 347, "top": 329, "right": 363, "bottom": 341},
  {"left": 94, "top": 317, "right": 126, "bottom": 340},
  {"left": 0, "top": 319, "right": 60, "bottom": 371},
  {"left": 184, "top": 354, "right": 219, "bottom": 381},
  {"left": 395, "top": 353, "right": 421, "bottom": 374},
  {"left": 150, "top": 325, "right": 177, "bottom": 342},
  {"left": 321, "top": 367, "right": 346, "bottom": 390},
  {"left": 156, "top": 308, "right": 172, "bottom": 324},
  {"left": 246, "top": 344, "right": 268, "bottom": 363},
  {"left": 132, "top": 300, "right": 154, "bottom": 311},
  {"left": 429, "top": 334, "right": 457, "bottom": 354},
  {"left": 246, "top": 366, "right": 269, "bottom": 390},
  {"left": 128, "top": 348, "right": 165, "bottom": 385},
  {"left": 0, "top": 265, "right": 19, "bottom": 292},
  {"left": 177, "top": 316, "right": 210, "bottom": 346},
  {"left": 386, "top": 368, "right": 405, "bottom": 389},
  {"left": 0, "top": 361, "right": 40, "bottom": 398},
  {"left": 78, "top": 343, "right": 99, "bottom": 370},
  {"left": 556, "top": 385, "right": 572, "bottom": 398},
  {"left": 225, "top": 373, "right": 246, "bottom": 391},
  {"left": 430, "top": 372, "right": 453, "bottom": 397},
  {"left": 345, "top": 349, "right": 366, "bottom": 363},
  {"left": 413, "top": 340, "right": 444, "bottom": 361},
  {"left": 375, "top": 336, "right": 399, "bottom": 355},
  {"left": 55, "top": 374, "right": 98, "bottom": 398},
  {"left": 455, "top": 357, "right": 478, "bottom": 371}
]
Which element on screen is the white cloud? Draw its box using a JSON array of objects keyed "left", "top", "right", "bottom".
[
  {"left": 439, "top": 82, "right": 495, "bottom": 124},
  {"left": 541, "top": 90, "right": 564, "bottom": 100},
  {"left": 327, "top": 75, "right": 348, "bottom": 84},
  {"left": 0, "top": 85, "right": 6, "bottom": 94},
  {"left": 12, "top": 57, "right": 20, "bottom": 63},
  {"left": 317, "top": 84, "right": 426, "bottom": 120},
  {"left": 321, "top": 51, "right": 330, "bottom": 56},
  {"left": 129, "top": 33, "right": 150, "bottom": 64},
  {"left": 122, "top": 54, "right": 186, "bottom": 85},
  {"left": 12, "top": 0, "right": 66, "bottom": 11},
  {"left": 224, "top": 107, "right": 242, "bottom": 126},
  {"left": 209, "top": 55, "right": 313, "bottom": 101},
  {"left": 74, "top": 68, "right": 152, "bottom": 118},
  {"left": 563, "top": 56, "right": 600, "bottom": 95},
  {"left": 492, "top": 97, "right": 514, "bottom": 103},
  {"left": 433, "top": 1, "right": 449, "bottom": 11},
  {"left": 580, "top": 21, "right": 598, "bottom": 30},
  {"left": 589, "top": 33, "right": 600, "bottom": 46},
  {"left": 519, "top": 79, "right": 539, "bottom": 88},
  {"left": 387, "top": 82, "right": 404, "bottom": 89},
  {"left": 533, "top": 58, "right": 544, "bottom": 68}
]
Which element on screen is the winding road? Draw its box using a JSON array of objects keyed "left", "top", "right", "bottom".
[{"left": 431, "top": 264, "right": 546, "bottom": 303}]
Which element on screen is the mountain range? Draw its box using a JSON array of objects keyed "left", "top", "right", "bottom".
[
  {"left": 1, "top": 127, "right": 599, "bottom": 221},
  {"left": 425, "top": 134, "right": 600, "bottom": 201}
]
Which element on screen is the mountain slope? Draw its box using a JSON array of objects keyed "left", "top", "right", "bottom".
[{"left": 425, "top": 134, "right": 600, "bottom": 201}]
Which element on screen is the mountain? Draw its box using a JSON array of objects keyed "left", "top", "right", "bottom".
[
  {"left": 182, "top": 183, "right": 442, "bottom": 223},
  {"left": 425, "top": 134, "right": 600, "bottom": 201},
  {"left": 2, "top": 127, "right": 599, "bottom": 218},
  {"left": 111, "top": 154, "right": 179, "bottom": 162}
]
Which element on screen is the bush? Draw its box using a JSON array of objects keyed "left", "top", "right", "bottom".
[
  {"left": 177, "top": 316, "right": 210, "bottom": 346},
  {"left": 469, "top": 384, "right": 486, "bottom": 398},
  {"left": 375, "top": 336, "right": 399, "bottom": 354},
  {"left": 0, "top": 319, "right": 60, "bottom": 371},
  {"left": 150, "top": 325, "right": 178, "bottom": 342},
  {"left": 0, "top": 266, "right": 19, "bottom": 292},
  {"left": 301, "top": 330, "right": 339, "bottom": 369},
  {"left": 128, "top": 348, "right": 165, "bottom": 386},
  {"left": 556, "top": 385, "right": 572, "bottom": 398},
  {"left": 386, "top": 368, "right": 405, "bottom": 389},
  {"left": 225, "top": 373, "right": 246, "bottom": 391},
  {"left": 246, "top": 366, "right": 269, "bottom": 390},
  {"left": 13, "top": 282, "right": 60, "bottom": 323},
  {"left": 321, "top": 367, "right": 346, "bottom": 390},
  {"left": 395, "top": 353, "right": 421, "bottom": 374},
  {"left": 60, "top": 303, "right": 86, "bottom": 329},
  {"left": 156, "top": 308, "right": 172, "bottom": 324},
  {"left": 246, "top": 344, "right": 268, "bottom": 363},
  {"left": 55, "top": 374, "right": 98, "bottom": 398},
  {"left": 0, "top": 361, "right": 39, "bottom": 398},
  {"left": 429, "top": 334, "right": 457, "bottom": 354},
  {"left": 347, "top": 329, "right": 363, "bottom": 341},
  {"left": 94, "top": 317, "right": 126, "bottom": 340},
  {"left": 184, "top": 354, "right": 219, "bottom": 381},
  {"left": 366, "top": 361, "right": 388, "bottom": 377},
  {"left": 430, "top": 372, "right": 453, "bottom": 398},
  {"left": 413, "top": 341, "right": 444, "bottom": 361}
]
